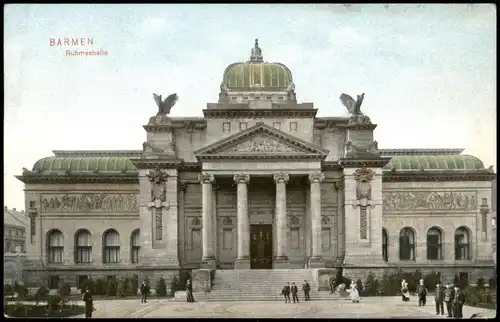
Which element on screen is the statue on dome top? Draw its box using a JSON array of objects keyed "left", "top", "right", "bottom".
[
  {"left": 249, "top": 38, "right": 263, "bottom": 62},
  {"left": 153, "top": 93, "right": 178, "bottom": 115}
]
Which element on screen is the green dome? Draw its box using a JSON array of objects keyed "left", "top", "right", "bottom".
[
  {"left": 384, "top": 155, "right": 485, "bottom": 171},
  {"left": 222, "top": 39, "right": 293, "bottom": 91},
  {"left": 32, "top": 156, "right": 137, "bottom": 173}
]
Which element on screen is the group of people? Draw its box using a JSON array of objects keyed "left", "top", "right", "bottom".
[
  {"left": 281, "top": 280, "right": 312, "bottom": 303},
  {"left": 401, "top": 278, "right": 465, "bottom": 318}
]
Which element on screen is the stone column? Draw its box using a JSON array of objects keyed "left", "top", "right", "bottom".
[
  {"left": 309, "top": 172, "right": 325, "bottom": 268},
  {"left": 335, "top": 181, "right": 345, "bottom": 263},
  {"left": 273, "top": 172, "right": 290, "bottom": 267},
  {"left": 234, "top": 174, "right": 250, "bottom": 269},
  {"left": 199, "top": 173, "right": 216, "bottom": 268}
]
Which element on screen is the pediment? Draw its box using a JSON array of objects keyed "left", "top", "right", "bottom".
[{"left": 194, "top": 123, "right": 329, "bottom": 160}]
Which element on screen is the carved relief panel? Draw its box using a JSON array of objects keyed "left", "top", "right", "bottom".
[
  {"left": 383, "top": 191, "right": 478, "bottom": 211},
  {"left": 41, "top": 194, "right": 139, "bottom": 213}
]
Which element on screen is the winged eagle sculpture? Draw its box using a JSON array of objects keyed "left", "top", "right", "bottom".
[
  {"left": 339, "top": 93, "right": 365, "bottom": 116},
  {"left": 153, "top": 93, "right": 178, "bottom": 115}
]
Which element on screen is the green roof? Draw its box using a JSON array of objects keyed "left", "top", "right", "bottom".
[
  {"left": 383, "top": 155, "right": 485, "bottom": 171},
  {"left": 223, "top": 62, "right": 293, "bottom": 91},
  {"left": 32, "top": 156, "right": 137, "bottom": 173}
]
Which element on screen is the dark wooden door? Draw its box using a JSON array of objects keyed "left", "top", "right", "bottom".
[{"left": 250, "top": 225, "right": 273, "bottom": 269}]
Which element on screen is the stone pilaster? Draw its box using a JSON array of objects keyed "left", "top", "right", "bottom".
[
  {"left": 199, "top": 173, "right": 216, "bottom": 269},
  {"left": 273, "top": 172, "right": 290, "bottom": 268},
  {"left": 335, "top": 181, "right": 345, "bottom": 264},
  {"left": 234, "top": 173, "right": 250, "bottom": 269},
  {"left": 309, "top": 172, "right": 325, "bottom": 268}
]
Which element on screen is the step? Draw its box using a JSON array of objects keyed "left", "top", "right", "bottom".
[{"left": 171, "top": 291, "right": 345, "bottom": 302}]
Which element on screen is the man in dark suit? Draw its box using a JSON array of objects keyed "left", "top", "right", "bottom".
[
  {"left": 452, "top": 286, "right": 465, "bottom": 318},
  {"left": 140, "top": 280, "right": 150, "bottom": 303},
  {"left": 291, "top": 282, "right": 299, "bottom": 303},
  {"left": 302, "top": 280, "right": 311, "bottom": 301},
  {"left": 328, "top": 273, "right": 336, "bottom": 294},
  {"left": 282, "top": 283, "right": 291, "bottom": 303},
  {"left": 444, "top": 284, "right": 455, "bottom": 317},
  {"left": 417, "top": 279, "right": 428, "bottom": 306},
  {"left": 434, "top": 283, "right": 445, "bottom": 315}
]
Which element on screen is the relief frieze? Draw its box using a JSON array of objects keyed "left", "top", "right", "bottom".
[
  {"left": 41, "top": 194, "right": 139, "bottom": 213},
  {"left": 383, "top": 191, "right": 477, "bottom": 211},
  {"left": 227, "top": 135, "right": 300, "bottom": 153}
]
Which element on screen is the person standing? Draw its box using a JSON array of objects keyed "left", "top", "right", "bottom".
[
  {"left": 328, "top": 273, "right": 336, "bottom": 294},
  {"left": 434, "top": 283, "right": 445, "bottom": 315},
  {"left": 282, "top": 283, "right": 291, "bottom": 303},
  {"left": 82, "top": 287, "right": 94, "bottom": 319},
  {"left": 417, "top": 279, "right": 428, "bottom": 307},
  {"left": 302, "top": 280, "right": 311, "bottom": 301},
  {"left": 444, "top": 284, "right": 455, "bottom": 317},
  {"left": 140, "top": 280, "right": 150, "bottom": 303},
  {"left": 349, "top": 281, "right": 360, "bottom": 303},
  {"left": 186, "top": 280, "right": 195, "bottom": 303},
  {"left": 401, "top": 279, "right": 410, "bottom": 302},
  {"left": 452, "top": 286, "right": 465, "bottom": 318},
  {"left": 291, "top": 282, "right": 299, "bottom": 303}
]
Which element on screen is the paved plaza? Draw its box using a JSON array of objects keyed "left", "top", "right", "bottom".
[{"left": 73, "top": 297, "right": 496, "bottom": 318}]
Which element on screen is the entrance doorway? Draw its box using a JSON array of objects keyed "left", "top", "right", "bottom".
[{"left": 250, "top": 224, "right": 273, "bottom": 269}]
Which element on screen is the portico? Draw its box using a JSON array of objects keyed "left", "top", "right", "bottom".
[{"left": 197, "top": 170, "right": 326, "bottom": 269}]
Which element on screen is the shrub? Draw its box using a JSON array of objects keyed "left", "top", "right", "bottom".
[
  {"left": 476, "top": 277, "right": 486, "bottom": 289},
  {"left": 488, "top": 276, "right": 496, "bottom": 289},
  {"left": 5, "top": 284, "right": 13, "bottom": 293},
  {"left": 364, "top": 272, "right": 379, "bottom": 296},
  {"left": 423, "top": 272, "right": 441, "bottom": 290},
  {"left": 155, "top": 277, "right": 167, "bottom": 297},
  {"left": 464, "top": 286, "right": 480, "bottom": 307},
  {"left": 80, "top": 279, "right": 96, "bottom": 294},
  {"left": 47, "top": 295, "right": 64, "bottom": 316},
  {"left": 57, "top": 283, "right": 71, "bottom": 297},
  {"left": 106, "top": 280, "right": 117, "bottom": 297},
  {"left": 131, "top": 274, "right": 139, "bottom": 295},
  {"left": 12, "top": 282, "right": 29, "bottom": 299},
  {"left": 355, "top": 279, "right": 363, "bottom": 293},
  {"left": 95, "top": 279, "right": 107, "bottom": 295},
  {"left": 116, "top": 279, "right": 128, "bottom": 297},
  {"left": 35, "top": 286, "right": 50, "bottom": 304},
  {"left": 477, "top": 287, "right": 493, "bottom": 304},
  {"left": 170, "top": 275, "right": 182, "bottom": 297}
]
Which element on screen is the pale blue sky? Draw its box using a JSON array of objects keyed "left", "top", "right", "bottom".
[{"left": 4, "top": 4, "right": 497, "bottom": 210}]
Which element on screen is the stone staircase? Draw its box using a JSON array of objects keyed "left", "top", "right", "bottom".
[{"left": 173, "top": 269, "right": 343, "bottom": 302}]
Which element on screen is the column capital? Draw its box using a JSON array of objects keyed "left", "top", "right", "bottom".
[
  {"left": 199, "top": 173, "right": 215, "bottom": 184},
  {"left": 309, "top": 172, "right": 325, "bottom": 184},
  {"left": 233, "top": 173, "right": 250, "bottom": 184},
  {"left": 335, "top": 181, "right": 344, "bottom": 191},
  {"left": 273, "top": 172, "right": 290, "bottom": 184}
]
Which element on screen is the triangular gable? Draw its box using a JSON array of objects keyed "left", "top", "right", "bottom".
[{"left": 194, "top": 123, "right": 329, "bottom": 160}]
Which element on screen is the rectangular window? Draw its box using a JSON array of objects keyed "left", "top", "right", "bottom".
[
  {"left": 48, "top": 275, "right": 60, "bottom": 289},
  {"left": 107, "top": 275, "right": 117, "bottom": 281},
  {"left": 360, "top": 207, "right": 368, "bottom": 240},
  {"left": 222, "top": 229, "right": 233, "bottom": 250},
  {"left": 273, "top": 122, "right": 281, "bottom": 130},
  {"left": 223, "top": 122, "right": 231, "bottom": 133},
  {"left": 49, "top": 247, "right": 63, "bottom": 263},
  {"left": 289, "top": 122, "right": 298, "bottom": 132},
  {"left": 243, "top": 96, "right": 249, "bottom": 100},
  {"left": 239, "top": 122, "right": 248, "bottom": 131},
  {"left": 321, "top": 228, "right": 331, "bottom": 250},
  {"left": 132, "top": 246, "right": 140, "bottom": 264},
  {"left": 255, "top": 96, "right": 260, "bottom": 100},
  {"left": 231, "top": 96, "right": 237, "bottom": 100},
  {"left": 290, "top": 228, "right": 300, "bottom": 249},
  {"left": 482, "top": 198, "right": 488, "bottom": 206},
  {"left": 104, "top": 247, "right": 119, "bottom": 263},
  {"left": 459, "top": 272, "right": 469, "bottom": 284},
  {"left": 278, "top": 96, "right": 284, "bottom": 100},
  {"left": 76, "top": 247, "right": 92, "bottom": 263},
  {"left": 266, "top": 96, "right": 272, "bottom": 100}
]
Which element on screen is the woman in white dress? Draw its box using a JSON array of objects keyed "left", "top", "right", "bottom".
[
  {"left": 349, "top": 281, "right": 360, "bottom": 303},
  {"left": 401, "top": 279, "right": 410, "bottom": 302}
]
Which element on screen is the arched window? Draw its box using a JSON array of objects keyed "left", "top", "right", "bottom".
[
  {"left": 399, "top": 227, "right": 415, "bottom": 261},
  {"left": 131, "top": 230, "right": 140, "bottom": 264},
  {"left": 103, "top": 230, "right": 120, "bottom": 263},
  {"left": 47, "top": 230, "right": 64, "bottom": 263},
  {"left": 382, "top": 228, "right": 388, "bottom": 262},
  {"left": 427, "top": 227, "right": 443, "bottom": 260},
  {"left": 75, "top": 229, "right": 92, "bottom": 263},
  {"left": 455, "top": 227, "right": 470, "bottom": 260}
]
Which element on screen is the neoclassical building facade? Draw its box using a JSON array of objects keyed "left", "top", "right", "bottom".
[{"left": 17, "top": 41, "right": 496, "bottom": 287}]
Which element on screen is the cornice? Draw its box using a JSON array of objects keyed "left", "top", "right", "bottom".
[
  {"left": 129, "top": 158, "right": 184, "bottom": 169},
  {"left": 196, "top": 154, "right": 328, "bottom": 161},
  {"left": 383, "top": 171, "right": 496, "bottom": 182},
  {"left": 337, "top": 123, "right": 377, "bottom": 131},
  {"left": 143, "top": 117, "right": 206, "bottom": 133},
  {"left": 339, "top": 157, "right": 391, "bottom": 168},
  {"left": 15, "top": 174, "right": 138, "bottom": 184},
  {"left": 202, "top": 109, "right": 318, "bottom": 119},
  {"left": 52, "top": 150, "right": 142, "bottom": 157},
  {"left": 321, "top": 161, "right": 344, "bottom": 170}
]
